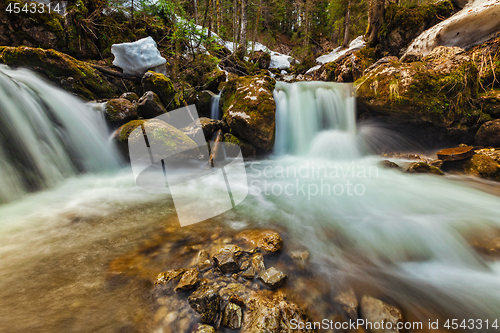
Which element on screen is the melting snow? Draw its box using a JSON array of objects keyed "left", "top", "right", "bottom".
[
  {"left": 111, "top": 37, "right": 167, "bottom": 76},
  {"left": 406, "top": 0, "right": 500, "bottom": 56}
]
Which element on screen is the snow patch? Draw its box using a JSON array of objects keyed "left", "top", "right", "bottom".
[
  {"left": 111, "top": 37, "right": 167, "bottom": 76},
  {"left": 229, "top": 111, "right": 251, "bottom": 120},
  {"left": 406, "top": 0, "right": 500, "bottom": 56}
]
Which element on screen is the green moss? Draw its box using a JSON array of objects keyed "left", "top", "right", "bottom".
[{"left": 117, "top": 120, "right": 146, "bottom": 142}]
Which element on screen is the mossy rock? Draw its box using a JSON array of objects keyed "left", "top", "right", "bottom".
[
  {"left": 0, "top": 0, "right": 66, "bottom": 50},
  {"left": 113, "top": 119, "right": 199, "bottom": 162},
  {"left": 195, "top": 90, "right": 217, "bottom": 118},
  {"left": 475, "top": 119, "right": 500, "bottom": 148},
  {"left": 120, "top": 92, "right": 140, "bottom": 102},
  {"left": 406, "top": 162, "right": 444, "bottom": 175},
  {"left": 355, "top": 47, "right": 482, "bottom": 127},
  {"left": 248, "top": 51, "right": 271, "bottom": 70},
  {"left": 0, "top": 46, "right": 118, "bottom": 100},
  {"left": 221, "top": 74, "right": 276, "bottom": 152},
  {"left": 203, "top": 69, "right": 226, "bottom": 94},
  {"left": 142, "top": 71, "right": 177, "bottom": 110},
  {"left": 137, "top": 91, "right": 167, "bottom": 119},
  {"left": 442, "top": 154, "right": 500, "bottom": 181},
  {"left": 104, "top": 98, "right": 138, "bottom": 125}
]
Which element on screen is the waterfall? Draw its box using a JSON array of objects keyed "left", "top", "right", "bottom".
[
  {"left": 210, "top": 93, "right": 221, "bottom": 120},
  {"left": 0, "top": 65, "right": 120, "bottom": 204},
  {"left": 273, "top": 81, "right": 358, "bottom": 158}
]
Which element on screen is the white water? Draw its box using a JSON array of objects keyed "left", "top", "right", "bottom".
[
  {"left": 210, "top": 93, "right": 221, "bottom": 120},
  {"left": 2, "top": 76, "right": 500, "bottom": 330},
  {"left": 0, "top": 65, "right": 120, "bottom": 204}
]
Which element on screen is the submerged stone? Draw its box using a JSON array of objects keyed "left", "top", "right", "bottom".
[
  {"left": 360, "top": 296, "right": 404, "bottom": 333},
  {"left": 175, "top": 268, "right": 200, "bottom": 292},
  {"left": 222, "top": 302, "right": 243, "bottom": 329},
  {"left": 235, "top": 229, "right": 283, "bottom": 253},
  {"left": 406, "top": 162, "right": 444, "bottom": 175},
  {"left": 258, "top": 267, "right": 287, "bottom": 289}
]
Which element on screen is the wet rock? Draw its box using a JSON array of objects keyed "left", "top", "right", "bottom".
[
  {"left": 213, "top": 245, "right": 243, "bottom": 274},
  {"left": 241, "top": 266, "right": 256, "bottom": 280},
  {"left": 378, "top": 160, "right": 401, "bottom": 170},
  {"left": 195, "top": 90, "right": 216, "bottom": 118},
  {"left": 406, "top": 162, "right": 444, "bottom": 175},
  {"left": 196, "top": 250, "right": 212, "bottom": 271},
  {"left": 290, "top": 250, "right": 310, "bottom": 269},
  {"left": 195, "top": 324, "right": 216, "bottom": 333},
  {"left": 235, "top": 229, "right": 283, "bottom": 253},
  {"left": 0, "top": 47, "right": 119, "bottom": 100},
  {"left": 203, "top": 69, "right": 226, "bottom": 94},
  {"left": 258, "top": 267, "right": 287, "bottom": 289},
  {"left": 120, "top": 92, "right": 139, "bottom": 102},
  {"left": 137, "top": 91, "right": 167, "bottom": 119},
  {"left": 400, "top": 52, "right": 421, "bottom": 63},
  {"left": 112, "top": 119, "right": 199, "bottom": 162},
  {"left": 251, "top": 253, "right": 266, "bottom": 273},
  {"left": 221, "top": 74, "right": 276, "bottom": 152},
  {"left": 476, "top": 148, "right": 500, "bottom": 163},
  {"left": 104, "top": 98, "right": 138, "bottom": 125},
  {"left": 200, "top": 118, "right": 224, "bottom": 140},
  {"left": 175, "top": 268, "right": 200, "bottom": 292},
  {"left": 222, "top": 302, "right": 243, "bottom": 329},
  {"left": 155, "top": 269, "right": 185, "bottom": 293},
  {"left": 188, "top": 285, "right": 221, "bottom": 324},
  {"left": 360, "top": 296, "right": 404, "bottom": 333},
  {"left": 242, "top": 291, "right": 313, "bottom": 333},
  {"left": 437, "top": 146, "right": 475, "bottom": 161},
  {"left": 442, "top": 154, "right": 500, "bottom": 181},
  {"left": 475, "top": 119, "right": 500, "bottom": 148},
  {"left": 229, "top": 294, "right": 245, "bottom": 307},
  {"left": 335, "top": 289, "right": 358, "bottom": 320}
]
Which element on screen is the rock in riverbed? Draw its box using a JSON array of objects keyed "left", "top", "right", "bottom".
[
  {"left": 258, "top": 267, "right": 287, "bottom": 289},
  {"left": 360, "top": 296, "right": 404, "bottom": 333}
]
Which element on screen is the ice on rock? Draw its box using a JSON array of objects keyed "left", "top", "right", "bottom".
[
  {"left": 111, "top": 37, "right": 167, "bottom": 76},
  {"left": 405, "top": 0, "right": 500, "bottom": 57}
]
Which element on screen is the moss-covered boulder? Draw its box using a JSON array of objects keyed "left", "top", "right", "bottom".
[
  {"left": 113, "top": 119, "right": 199, "bottom": 162},
  {"left": 442, "top": 154, "right": 500, "bottom": 181},
  {"left": 0, "top": 0, "right": 66, "bottom": 50},
  {"left": 0, "top": 46, "right": 119, "bottom": 100},
  {"left": 356, "top": 46, "right": 484, "bottom": 129},
  {"left": 475, "top": 119, "right": 500, "bottom": 148},
  {"left": 141, "top": 71, "right": 180, "bottom": 110},
  {"left": 203, "top": 69, "right": 226, "bottom": 94},
  {"left": 137, "top": 91, "right": 167, "bottom": 119},
  {"left": 377, "top": 0, "right": 455, "bottom": 57},
  {"left": 221, "top": 74, "right": 276, "bottom": 152},
  {"left": 406, "top": 162, "right": 444, "bottom": 175},
  {"left": 120, "top": 92, "right": 140, "bottom": 103},
  {"left": 104, "top": 98, "right": 138, "bottom": 125}
]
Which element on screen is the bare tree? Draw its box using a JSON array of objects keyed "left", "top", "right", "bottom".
[
  {"left": 193, "top": 0, "right": 198, "bottom": 24},
  {"left": 240, "top": 0, "right": 248, "bottom": 49}
]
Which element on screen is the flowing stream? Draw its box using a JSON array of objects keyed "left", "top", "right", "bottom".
[{"left": 1, "top": 72, "right": 500, "bottom": 331}]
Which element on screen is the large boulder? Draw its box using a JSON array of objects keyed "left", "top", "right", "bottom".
[
  {"left": 475, "top": 119, "right": 500, "bottom": 147},
  {"left": 142, "top": 71, "right": 181, "bottom": 110},
  {"left": 195, "top": 90, "right": 217, "bottom": 118},
  {"left": 221, "top": 74, "right": 276, "bottom": 152},
  {"left": 137, "top": 91, "right": 167, "bottom": 119},
  {"left": 442, "top": 154, "right": 500, "bottom": 181},
  {"left": 0, "top": 46, "right": 119, "bottom": 100},
  {"left": 112, "top": 119, "right": 199, "bottom": 162},
  {"left": 104, "top": 98, "right": 138, "bottom": 125}
]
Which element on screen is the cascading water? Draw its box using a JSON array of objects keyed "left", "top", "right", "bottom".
[
  {"left": 265, "top": 81, "right": 500, "bottom": 327},
  {"left": 0, "top": 65, "right": 120, "bottom": 204},
  {"left": 210, "top": 93, "right": 221, "bottom": 120}
]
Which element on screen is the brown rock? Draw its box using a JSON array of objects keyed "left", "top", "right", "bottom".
[
  {"left": 442, "top": 154, "right": 500, "bottom": 181},
  {"left": 335, "top": 289, "right": 358, "bottom": 320},
  {"left": 241, "top": 266, "right": 256, "bottom": 280},
  {"left": 213, "top": 245, "right": 243, "bottom": 274},
  {"left": 137, "top": 91, "right": 167, "bottom": 119},
  {"left": 406, "top": 162, "right": 444, "bottom": 175},
  {"left": 195, "top": 324, "right": 216, "bottom": 333},
  {"left": 222, "top": 302, "right": 243, "bottom": 329},
  {"left": 258, "top": 267, "right": 287, "bottom": 289},
  {"left": 196, "top": 250, "right": 212, "bottom": 271},
  {"left": 360, "top": 296, "right": 404, "bottom": 333},
  {"left": 175, "top": 268, "right": 199, "bottom": 292},
  {"left": 251, "top": 253, "right": 266, "bottom": 273},
  {"left": 155, "top": 269, "right": 185, "bottom": 294},
  {"left": 104, "top": 98, "right": 138, "bottom": 125},
  {"left": 235, "top": 229, "right": 283, "bottom": 253},
  {"left": 188, "top": 285, "right": 221, "bottom": 324},
  {"left": 475, "top": 119, "right": 500, "bottom": 148},
  {"left": 436, "top": 146, "right": 475, "bottom": 161}
]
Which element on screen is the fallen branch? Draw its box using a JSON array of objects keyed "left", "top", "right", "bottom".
[{"left": 91, "top": 65, "right": 142, "bottom": 82}]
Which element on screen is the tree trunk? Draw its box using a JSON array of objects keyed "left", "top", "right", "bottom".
[
  {"left": 240, "top": 0, "right": 248, "bottom": 49},
  {"left": 365, "top": 0, "right": 385, "bottom": 46},
  {"left": 342, "top": 0, "right": 351, "bottom": 47},
  {"left": 193, "top": 0, "right": 198, "bottom": 24},
  {"left": 233, "top": 0, "right": 238, "bottom": 45},
  {"left": 252, "top": 0, "right": 262, "bottom": 52}
]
